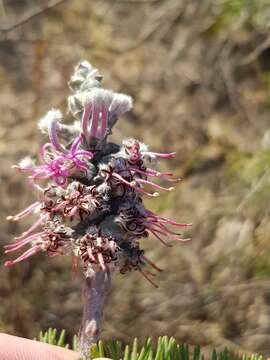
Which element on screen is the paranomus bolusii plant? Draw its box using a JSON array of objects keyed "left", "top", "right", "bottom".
[{"left": 4, "top": 61, "right": 191, "bottom": 359}]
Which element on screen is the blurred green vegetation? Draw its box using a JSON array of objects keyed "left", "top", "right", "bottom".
[
  {"left": 227, "top": 150, "right": 270, "bottom": 183},
  {"left": 212, "top": 0, "right": 270, "bottom": 32},
  {"left": 252, "top": 252, "right": 270, "bottom": 279},
  {"left": 37, "top": 329, "right": 265, "bottom": 360}
]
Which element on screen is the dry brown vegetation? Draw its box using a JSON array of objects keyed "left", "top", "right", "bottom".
[{"left": 1, "top": 0, "right": 270, "bottom": 356}]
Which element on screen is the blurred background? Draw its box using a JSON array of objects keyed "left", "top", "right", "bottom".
[{"left": 1, "top": 0, "right": 270, "bottom": 356}]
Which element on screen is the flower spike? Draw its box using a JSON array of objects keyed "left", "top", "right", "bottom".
[{"left": 4, "top": 60, "right": 191, "bottom": 359}]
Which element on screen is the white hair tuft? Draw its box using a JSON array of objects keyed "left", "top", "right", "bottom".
[{"left": 38, "top": 109, "right": 63, "bottom": 134}]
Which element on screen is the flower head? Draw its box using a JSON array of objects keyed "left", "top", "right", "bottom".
[{"left": 5, "top": 61, "right": 191, "bottom": 288}]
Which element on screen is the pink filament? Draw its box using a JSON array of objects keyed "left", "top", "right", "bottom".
[
  {"left": 139, "top": 270, "right": 158, "bottom": 288},
  {"left": 4, "top": 232, "right": 44, "bottom": 251},
  {"left": 82, "top": 103, "right": 92, "bottom": 139},
  {"left": 134, "top": 186, "right": 159, "bottom": 198},
  {"left": 146, "top": 221, "right": 180, "bottom": 237},
  {"left": 112, "top": 172, "right": 133, "bottom": 187},
  {"left": 87, "top": 247, "right": 96, "bottom": 261},
  {"left": 71, "top": 135, "right": 83, "bottom": 153},
  {"left": 129, "top": 167, "right": 172, "bottom": 178},
  {"left": 6, "top": 202, "right": 40, "bottom": 221},
  {"left": 147, "top": 169, "right": 174, "bottom": 177},
  {"left": 141, "top": 255, "right": 163, "bottom": 272},
  {"left": 129, "top": 167, "right": 181, "bottom": 185},
  {"left": 4, "top": 245, "right": 42, "bottom": 267},
  {"left": 97, "top": 253, "right": 106, "bottom": 271},
  {"left": 69, "top": 206, "right": 79, "bottom": 217},
  {"left": 53, "top": 201, "right": 67, "bottom": 212},
  {"left": 146, "top": 210, "right": 192, "bottom": 227},
  {"left": 90, "top": 104, "right": 100, "bottom": 138},
  {"left": 112, "top": 172, "right": 158, "bottom": 197},
  {"left": 135, "top": 178, "right": 174, "bottom": 191},
  {"left": 147, "top": 228, "right": 172, "bottom": 247},
  {"left": 25, "top": 137, "right": 93, "bottom": 187},
  {"left": 144, "top": 219, "right": 184, "bottom": 239},
  {"left": 143, "top": 269, "right": 157, "bottom": 277},
  {"left": 128, "top": 167, "right": 153, "bottom": 177},
  {"left": 147, "top": 213, "right": 192, "bottom": 227},
  {"left": 142, "top": 151, "right": 176, "bottom": 158},
  {"left": 48, "top": 120, "right": 68, "bottom": 154},
  {"left": 4, "top": 238, "right": 35, "bottom": 254},
  {"left": 15, "top": 216, "right": 46, "bottom": 240},
  {"left": 100, "top": 105, "right": 108, "bottom": 140},
  {"left": 148, "top": 223, "right": 190, "bottom": 243}
]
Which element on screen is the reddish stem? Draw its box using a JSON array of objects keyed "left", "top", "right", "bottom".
[{"left": 79, "top": 271, "right": 112, "bottom": 359}]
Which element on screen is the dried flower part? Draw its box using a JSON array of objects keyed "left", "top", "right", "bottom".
[
  {"left": 79, "top": 231, "right": 118, "bottom": 272},
  {"left": 5, "top": 60, "right": 191, "bottom": 288}
]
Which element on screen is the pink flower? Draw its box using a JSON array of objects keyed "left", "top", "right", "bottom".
[{"left": 17, "top": 136, "right": 93, "bottom": 186}]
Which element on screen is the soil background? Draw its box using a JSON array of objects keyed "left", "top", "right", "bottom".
[{"left": 1, "top": 0, "right": 270, "bottom": 356}]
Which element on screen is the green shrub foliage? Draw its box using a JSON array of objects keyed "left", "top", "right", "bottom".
[{"left": 36, "top": 329, "right": 265, "bottom": 360}]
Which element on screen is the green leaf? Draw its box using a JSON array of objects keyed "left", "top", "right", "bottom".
[
  {"left": 90, "top": 343, "right": 101, "bottom": 359},
  {"left": 131, "top": 338, "right": 138, "bottom": 360},
  {"left": 72, "top": 335, "right": 78, "bottom": 351},
  {"left": 98, "top": 340, "right": 105, "bottom": 357},
  {"left": 154, "top": 337, "right": 163, "bottom": 360},
  {"left": 193, "top": 345, "right": 201, "bottom": 360},
  {"left": 57, "top": 329, "right": 66, "bottom": 348},
  {"left": 212, "top": 349, "right": 218, "bottom": 360},
  {"left": 124, "top": 344, "right": 130, "bottom": 360}
]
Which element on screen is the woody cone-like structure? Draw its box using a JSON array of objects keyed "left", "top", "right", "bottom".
[{"left": 4, "top": 61, "right": 191, "bottom": 358}]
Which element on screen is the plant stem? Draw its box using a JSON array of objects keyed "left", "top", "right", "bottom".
[{"left": 79, "top": 271, "right": 112, "bottom": 359}]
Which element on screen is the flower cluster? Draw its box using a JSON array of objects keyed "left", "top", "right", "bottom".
[{"left": 5, "top": 61, "right": 191, "bottom": 287}]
